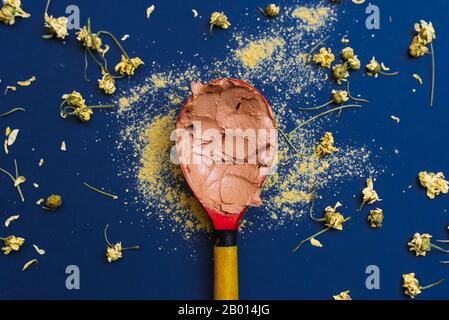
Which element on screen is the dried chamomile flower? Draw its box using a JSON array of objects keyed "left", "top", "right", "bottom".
[
  {"left": 98, "top": 72, "right": 116, "bottom": 95},
  {"left": 209, "top": 11, "right": 231, "bottom": 32},
  {"left": 414, "top": 20, "right": 436, "bottom": 45},
  {"left": 361, "top": 177, "right": 380, "bottom": 208},
  {"left": 332, "top": 90, "right": 349, "bottom": 104},
  {"left": 104, "top": 224, "right": 139, "bottom": 263},
  {"left": 341, "top": 47, "right": 354, "bottom": 60},
  {"left": 332, "top": 63, "right": 349, "bottom": 84},
  {"left": 76, "top": 107, "right": 94, "bottom": 123},
  {"left": 43, "top": 0, "right": 68, "bottom": 40},
  {"left": 62, "top": 91, "right": 86, "bottom": 109},
  {"left": 367, "top": 208, "right": 383, "bottom": 228},
  {"left": 60, "top": 91, "right": 113, "bottom": 122},
  {"left": 408, "top": 233, "right": 432, "bottom": 256},
  {"left": 106, "top": 242, "right": 123, "bottom": 262},
  {"left": 43, "top": 194, "right": 62, "bottom": 210},
  {"left": 315, "top": 132, "right": 338, "bottom": 157},
  {"left": 418, "top": 171, "right": 448, "bottom": 199},
  {"left": 76, "top": 25, "right": 104, "bottom": 53},
  {"left": 366, "top": 57, "right": 381, "bottom": 77},
  {"left": 402, "top": 273, "right": 444, "bottom": 299},
  {"left": 313, "top": 47, "right": 335, "bottom": 68},
  {"left": 333, "top": 291, "right": 352, "bottom": 300},
  {"left": 293, "top": 201, "right": 351, "bottom": 252},
  {"left": 324, "top": 202, "right": 345, "bottom": 230},
  {"left": 409, "top": 37, "right": 429, "bottom": 58},
  {"left": 347, "top": 56, "right": 361, "bottom": 70},
  {"left": 366, "top": 57, "right": 398, "bottom": 77},
  {"left": 44, "top": 15, "right": 68, "bottom": 39},
  {"left": 408, "top": 233, "right": 449, "bottom": 257},
  {"left": 264, "top": 4, "right": 280, "bottom": 17},
  {"left": 409, "top": 20, "right": 437, "bottom": 106},
  {"left": 114, "top": 55, "right": 144, "bottom": 77},
  {"left": 298, "top": 83, "right": 368, "bottom": 113},
  {"left": 1, "top": 235, "right": 25, "bottom": 255},
  {"left": 0, "top": 0, "right": 30, "bottom": 26}
]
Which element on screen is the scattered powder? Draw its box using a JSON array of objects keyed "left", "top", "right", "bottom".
[
  {"left": 111, "top": 3, "right": 380, "bottom": 245},
  {"left": 291, "top": 6, "right": 329, "bottom": 30},
  {"left": 235, "top": 38, "right": 285, "bottom": 69},
  {"left": 118, "top": 97, "right": 130, "bottom": 113},
  {"left": 151, "top": 74, "right": 166, "bottom": 88}
]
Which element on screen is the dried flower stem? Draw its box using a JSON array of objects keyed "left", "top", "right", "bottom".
[
  {"left": 278, "top": 127, "right": 302, "bottom": 156},
  {"left": 104, "top": 224, "right": 113, "bottom": 247},
  {"left": 257, "top": 7, "right": 267, "bottom": 17},
  {"left": 44, "top": 0, "right": 51, "bottom": 15},
  {"left": 84, "top": 182, "right": 118, "bottom": 200},
  {"left": 346, "top": 82, "right": 369, "bottom": 103},
  {"left": 60, "top": 102, "right": 113, "bottom": 118},
  {"left": 298, "top": 100, "right": 333, "bottom": 111},
  {"left": 98, "top": 30, "right": 132, "bottom": 63},
  {"left": 430, "top": 243, "right": 449, "bottom": 253},
  {"left": 0, "top": 108, "right": 26, "bottom": 118},
  {"left": 289, "top": 105, "right": 362, "bottom": 137},
  {"left": 420, "top": 279, "right": 444, "bottom": 290},
  {"left": 430, "top": 43, "right": 435, "bottom": 107},
  {"left": 104, "top": 224, "right": 139, "bottom": 250},
  {"left": 379, "top": 71, "right": 399, "bottom": 76},
  {"left": 0, "top": 160, "right": 25, "bottom": 202},
  {"left": 293, "top": 217, "right": 352, "bottom": 253},
  {"left": 292, "top": 228, "right": 330, "bottom": 252}
]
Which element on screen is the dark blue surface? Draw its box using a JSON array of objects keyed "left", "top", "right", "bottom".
[{"left": 0, "top": 0, "right": 448, "bottom": 300}]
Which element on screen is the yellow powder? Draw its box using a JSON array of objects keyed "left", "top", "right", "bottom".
[
  {"left": 151, "top": 74, "right": 166, "bottom": 88},
  {"left": 292, "top": 6, "right": 329, "bottom": 28},
  {"left": 235, "top": 38, "right": 285, "bottom": 69},
  {"left": 118, "top": 97, "right": 130, "bottom": 113},
  {"left": 136, "top": 111, "right": 211, "bottom": 239}
]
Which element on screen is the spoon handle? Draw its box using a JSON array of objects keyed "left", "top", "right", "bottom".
[{"left": 214, "top": 230, "right": 239, "bottom": 300}]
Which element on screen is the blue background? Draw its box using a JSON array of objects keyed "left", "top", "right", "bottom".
[{"left": 0, "top": 0, "right": 448, "bottom": 300}]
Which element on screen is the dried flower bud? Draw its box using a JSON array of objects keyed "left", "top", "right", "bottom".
[
  {"left": 367, "top": 208, "right": 383, "bottom": 228},
  {"left": 362, "top": 178, "right": 380, "bottom": 205},
  {"left": 332, "top": 63, "right": 349, "bottom": 84},
  {"left": 45, "top": 194, "right": 62, "bottom": 210},
  {"left": 114, "top": 55, "right": 144, "bottom": 77},
  {"left": 76, "top": 26, "right": 104, "bottom": 53},
  {"left": 315, "top": 132, "right": 338, "bottom": 157},
  {"left": 313, "top": 47, "right": 335, "bottom": 68},
  {"left": 0, "top": 0, "right": 30, "bottom": 26},
  {"left": 414, "top": 20, "right": 436, "bottom": 45},
  {"left": 333, "top": 291, "right": 352, "bottom": 300},
  {"left": 62, "top": 91, "right": 86, "bottom": 109},
  {"left": 75, "top": 107, "right": 93, "bottom": 123},
  {"left": 331, "top": 90, "right": 349, "bottom": 104},
  {"left": 210, "top": 11, "right": 231, "bottom": 30},
  {"left": 341, "top": 47, "right": 354, "bottom": 60},
  {"left": 409, "top": 36, "right": 429, "bottom": 58},
  {"left": 347, "top": 56, "right": 361, "bottom": 70},
  {"left": 1, "top": 235, "right": 25, "bottom": 255},
  {"left": 402, "top": 273, "right": 422, "bottom": 298},
  {"left": 324, "top": 202, "right": 345, "bottom": 230},
  {"left": 106, "top": 242, "right": 123, "bottom": 262},
  {"left": 366, "top": 57, "right": 381, "bottom": 77},
  {"left": 44, "top": 14, "right": 68, "bottom": 39},
  {"left": 408, "top": 233, "right": 432, "bottom": 257},
  {"left": 98, "top": 72, "right": 116, "bottom": 95},
  {"left": 265, "top": 4, "right": 280, "bottom": 17},
  {"left": 418, "top": 171, "right": 448, "bottom": 199}
]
